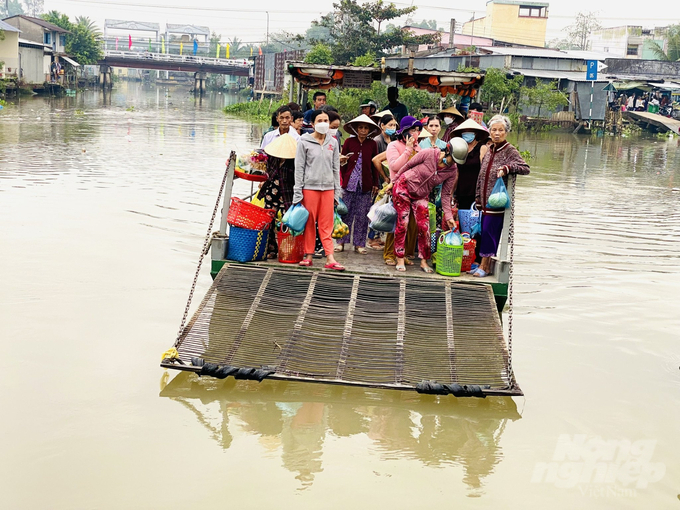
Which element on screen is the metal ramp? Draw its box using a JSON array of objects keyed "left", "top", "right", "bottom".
[{"left": 163, "top": 264, "right": 522, "bottom": 397}]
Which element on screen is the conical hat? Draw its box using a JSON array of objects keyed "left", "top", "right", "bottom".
[
  {"left": 264, "top": 133, "right": 298, "bottom": 159},
  {"left": 437, "top": 106, "right": 464, "bottom": 120},
  {"left": 371, "top": 110, "right": 393, "bottom": 123},
  {"left": 343, "top": 114, "right": 381, "bottom": 138},
  {"left": 451, "top": 118, "right": 489, "bottom": 141}
]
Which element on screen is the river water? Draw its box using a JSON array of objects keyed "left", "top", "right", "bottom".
[{"left": 1, "top": 82, "right": 679, "bottom": 508}]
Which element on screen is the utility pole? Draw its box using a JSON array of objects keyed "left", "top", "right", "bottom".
[
  {"left": 449, "top": 19, "right": 456, "bottom": 49},
  {"left": 266, "top": 11, "right": 269, "bottom": 48}
]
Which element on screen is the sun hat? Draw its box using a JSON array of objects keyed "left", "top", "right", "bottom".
[
  {"left": 396, "top": 115, "right": 423, "bottom": 135},
  {"left": 437, "top": 106, "right": 465, "bottom": 121},
  {"left": 370, "top": 110, "right": 393, "bottom": 123},
  {"left": 450, "top": 118, "right": 490, "bottom": 141},
  {"left": 343, "top": 114, "right": 382, "bottom": 138},
  {"left": 449, "top": 138, "right": 469, "bottom": 164},
  {"left": 263, "top": 133, "right": 298, "bottom": 159}
]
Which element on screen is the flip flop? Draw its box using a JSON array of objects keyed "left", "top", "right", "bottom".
[
  {"left": 473, "top": 268, "right": 488, "bottom": 277},
  {"left": 421, "top": 265, "right": 433, "bottom": 273},
  {"left": 395, "top": 264, "right": 406, "bottom": 272},
  {"left": 354, "top": 246, "right": 368, "bottom": 255},
  {"left": 334, "top": 245, "right": 344, "bottom": 252},
  {"left": 324, "top": 262, "right": 345, "bottom": 271},
  {"left": 299, "top": 259, "right": 313, "bottom": 267}
]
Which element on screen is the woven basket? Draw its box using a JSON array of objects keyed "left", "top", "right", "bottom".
[
  {"left": 461, "top": 238, "right": 477, "bottom": 273},
  {"left": 458, "top": 205, "right": 481, "bottom": 235},
  {"left": 227, "top": 197, "right": 275, "bottom": 230},
  {"left": 226, "top": 226, "right": 269, "bottom": 263},
  {"left": 277, "top": 228, "right": 305, "bottom": 264},
  {"left": 435, "top": 233, "right": 464, "bottom": 277}
]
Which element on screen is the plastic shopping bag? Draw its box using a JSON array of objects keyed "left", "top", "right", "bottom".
[
  {"left": 332, "top": 211, "right": 350, "bottom": 239},
  {"left": 369, "top": 197, "right": 397, "bottom": 233},
  {"left": 443, "top": 230, "right": 463, "bottom": 246},
  {"left": 486, "top": 178, "right": 511, "bottom": 210},
  {"left": 335, "top": 198, "right": 348, "bottom": 216},
  {"left": 282, "top": 203, "right": 309, "bottom": 236},
  {"left": 367, "top": 195, "right": 388, "bottom": 223}
]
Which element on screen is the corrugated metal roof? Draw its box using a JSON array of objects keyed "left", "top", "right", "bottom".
[
  {"left": 479, "top": 46, "right": 576, "bottom": 59},
  {"left": 18, "top": 38, "right": 51, "bottom": 49},
  {"left": 0, "top": 19, "right": 21, "bottom": 32},
  {"left": 510, "top": 68, "right": 608, "bottom": 82},
  {"left": 4, "top": 15, "right": 70, "bottom": 33}
]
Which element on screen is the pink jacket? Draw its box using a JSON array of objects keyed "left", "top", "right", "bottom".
[
  {"left": 394, "top": 148, "right": 458, "bottom": 222},
  {"left": 386, "top": 140, "right": 420, "bottom": 182}
]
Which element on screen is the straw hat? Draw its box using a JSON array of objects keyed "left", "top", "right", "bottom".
[
  {"left": 263, "top": 133, "right": 298, "bottom": 159},
  {"left": 343, "top": 114, "right": 381, "bottom": 138},
  {"left": 418, "top": 129, "right": 431, "bottom": 139},
  {"left": 370, "top": 110, "right": 393, "bottom": 123},
  {"left": 450, "top": 118, "right": 490, "bottom": 142},
  {"left": 437, "top": 106, "right": 465, "bottom": 121}
]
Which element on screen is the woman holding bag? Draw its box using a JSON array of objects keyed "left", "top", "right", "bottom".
[
  {"left": 294, "top": 110, "right": 345, "bottom": 271},
  {"left": 473, "top": 115, "right": 530, "bottom": 278}
]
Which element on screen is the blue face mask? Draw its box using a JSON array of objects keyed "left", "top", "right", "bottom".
[
  {"left": 385, "top": 128, "right": 396, "bottom": 136},
  {"left": 461, "top": 132, "right": 476, "bottom": 143}
]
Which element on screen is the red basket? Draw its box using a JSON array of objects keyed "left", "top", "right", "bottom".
[
  {"left": 227, "top": 197, "right": 276, "bottom": 230},
  {"left": 276, "top": 228, "right": 305, "bottom": 264},
  {"left": 234, "top": 168, "right": 268, "bottom": 182},
  {"left": 461, "top": 238, "right": 477, "bottom": 273}
]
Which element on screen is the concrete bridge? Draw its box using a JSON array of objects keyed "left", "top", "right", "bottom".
[{"left": 98, "top": 50, "right": 252, "bottom": 92}]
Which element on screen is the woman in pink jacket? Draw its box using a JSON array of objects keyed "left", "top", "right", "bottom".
[
  {"left": 391, "top": 143, "right": 462, "bottom": 273},
  {"left": 383, "top": 116, "right": 422, "bottom": 266}
]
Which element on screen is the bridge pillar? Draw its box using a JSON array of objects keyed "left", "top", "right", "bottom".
[
  {"left": 194, "top": 72, "right": 207, "bottom": 95},
  {"left": 99, "top": 65, "right": 113, "bottom": 90}
]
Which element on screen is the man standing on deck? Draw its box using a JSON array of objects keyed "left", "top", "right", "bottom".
[
  {"left": 381, "top": 87, "right": 408, "bottom": 123},
  {"left": 302, "top": 91, "right": 328, "bottom": 129},
  {"left": 261, "top": 106, "right": 300, "bottom": 149}
]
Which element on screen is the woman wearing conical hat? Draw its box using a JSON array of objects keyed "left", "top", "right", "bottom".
[
  {"left": 438, "top": 106, "right": 466, "bottom": 142},
  {"left": 257, "top": 133, "right": 298, "bottom": 257}
]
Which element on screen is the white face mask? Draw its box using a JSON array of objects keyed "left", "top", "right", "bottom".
[
  {"left": 315, "top": 122, "right": 330, "bottom": 135},
  {"left": 443, "top": 117, "right": 454, "bottom": 125},
  {"left": 329, "top": 128, "right": 338, "bottom": 136}
]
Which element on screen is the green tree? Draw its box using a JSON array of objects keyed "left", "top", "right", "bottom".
[
  {"left": 647, "top": 24, "right": 680, "bottom": 61},
  {"left": 311, "top": 0, "right": 439, "bottom": 64},
  {"left": 479, "top": 68, "right": 523, "bottom": 111},
  {"left": 565, "top": 12, "right": 601, "bottom": 50},
  {"left": 304, "top": 43, "right": 333, "bottom": 64},
  {"left": 1, "top": 0, "right": 25, "bottom": 17},
  {"left": 209, "top": 31, "right": 221, "bottom": 56},
  {"left": 520, "top": 80, "right": 568, "bottom": 118},
  {"left": 41, "top": 12, "right": 103, "bottom": 64},
  {"left": 352, "top": 51, "right": 376, "bottom": 66},
  {"left": 41, "top": 10, "right": 72, "bottom": 31}
]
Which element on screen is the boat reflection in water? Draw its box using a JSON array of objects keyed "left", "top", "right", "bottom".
[{"left": 160, "top": 372, "right": 521, "bottom": 491}]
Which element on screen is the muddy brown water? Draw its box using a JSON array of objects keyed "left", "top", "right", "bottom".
[{"left": 1, "top": 82, "right": 679, "bottom": 508}]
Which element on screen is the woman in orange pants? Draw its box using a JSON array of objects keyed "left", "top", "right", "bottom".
[{"left": 293, "top": 110, "right": 345, "bottom": 271}]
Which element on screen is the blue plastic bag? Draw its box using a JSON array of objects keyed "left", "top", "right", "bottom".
[
  {"left": 443, "top": 230, "right": 463, "bottom": 246},
  {"left": 368, "top": 197, "right": 397, "bottom": 233},
  {"left": 486, "top": 178, "right": 511, "bottom": 210},
  {"left": 335, "top": 198, "right": 348, "bottom": 216},
  {"left": 458, "top": 203, "right": 481, "bottom": 235},
  {"left": 282, "top": 203, "right": 309, "bottom": 236}
]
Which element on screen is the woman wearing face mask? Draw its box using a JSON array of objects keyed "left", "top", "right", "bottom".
[
  {"left": 391, "top": 141, "right": 464, "bottom": 273},
  {"left": 382, "top": 116, "right": 422, "bottom": 266},
  {"left": 366, "top": 114, "right": 397, "bottom": 250},
  {"left": 438, "top": 106, "right": 465, "bottom": 142},
  {"left": 335, "top": 114, "right": 381, "bottom": 254},
  {"left": 294, "top": 110, "right": 345, "bottom": 271},
  {"left": 450, "top": 119, "right": 489, "bottom": 211}
]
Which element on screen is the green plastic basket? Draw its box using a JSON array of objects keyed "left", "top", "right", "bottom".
[{"left": 435, "top": 233, "right": 464, "bottom": 276}]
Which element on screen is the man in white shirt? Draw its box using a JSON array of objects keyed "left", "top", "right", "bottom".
[{"left": 260, "top": 106, "right": 300, "bottom": 149}]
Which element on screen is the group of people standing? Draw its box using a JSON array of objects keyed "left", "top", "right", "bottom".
[{"left": 253, "top": 89, "right": 530, "bottom": 276}]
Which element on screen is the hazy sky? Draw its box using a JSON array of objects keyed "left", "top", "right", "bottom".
[{"left": 45, "top": 0, "right": 680, "bottom": 45}]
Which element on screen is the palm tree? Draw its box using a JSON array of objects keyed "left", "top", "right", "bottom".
[
  {"left": 228, "top": 37, "right": 244, "bottom": 57},
  {"left": 648, "top": 25, "right": 680, "bottom": 61},
  {"left": 75, "top": 16, "right": 102, "bottom": 42}
]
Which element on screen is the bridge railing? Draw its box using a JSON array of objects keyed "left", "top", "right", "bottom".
[{"left": 102, "top": 50, "right": 250, "bottom": 69}]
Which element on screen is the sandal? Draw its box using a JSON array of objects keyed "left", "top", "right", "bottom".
[
  {"left": 354, "top": 246, "right": 368, "bottom": 255},
  {"left": 404, "top": 258, "right": 414, "bottom": 266},
  {"left": 385, "top": 258, "right": 397, "bottom": 266},
  {"left": 367, "top": 242, "right": 384, "bottom": 250},
  {"left": 324, "top": 262, "right": 345, "bottom": 271},
  {"left": 395, "top": 264, "right": 406, "bottom": 272},
  {"left": 421, "top": 264, "right": 433, "bottom": 274},
  {"left": 334, "top": 244, "right": 344, "bottom": 253},
  {"left": 299, "top": 259, "right": 313, "bottom": 267},
  {"left": 473, "top": 268, "right": 488, "bottom": 278}
]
